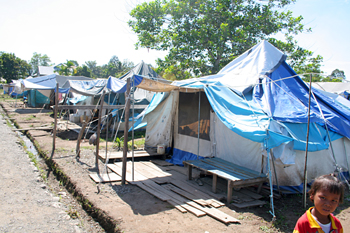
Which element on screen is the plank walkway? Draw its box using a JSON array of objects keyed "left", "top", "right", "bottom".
[{"left": 107, "top": 161, "right": 239, "bottom": 224}]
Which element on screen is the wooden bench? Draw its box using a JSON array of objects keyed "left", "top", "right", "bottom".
[{"left": 183, "top": 157, "right": 267, "bottom": 204}]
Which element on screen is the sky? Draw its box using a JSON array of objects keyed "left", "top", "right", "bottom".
[{"left": 0, "top": 0, "right": 349, "bottom": 79}]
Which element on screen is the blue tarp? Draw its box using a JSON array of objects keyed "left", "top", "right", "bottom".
[{"left": 254, "top": 62, "right": 350, "bottom": 139}]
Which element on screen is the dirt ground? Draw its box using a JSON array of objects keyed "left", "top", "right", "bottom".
[{"left": 1, "top": 99, "right": 349, "bottom": 233}]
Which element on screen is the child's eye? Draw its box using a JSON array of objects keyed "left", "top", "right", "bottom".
[{"left": 320, "top": 196, "right": 325, "bottom": 199}]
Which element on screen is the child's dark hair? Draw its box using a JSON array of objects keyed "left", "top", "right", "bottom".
[{"left": 308, "top": 174, "right": 345, "bottom": 203}]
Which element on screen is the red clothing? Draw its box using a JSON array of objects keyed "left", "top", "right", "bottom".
[{"left": 293, "top": 207, "right": 343, "bottom": 233}]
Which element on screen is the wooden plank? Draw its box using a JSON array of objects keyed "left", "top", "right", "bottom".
[
  {"left": 89, "top": 173, "right": 121, "bottom": 183},
  {"left": 231, "top": 200, "right": 266, "bottom": 209},
  {"left": 112, "top": 162, "right": 207, "bottom": 217},
  {"left": 150, "top": 159, "right": 174, "bottom": 167},
  {"left": 183, "top": 160, "right": 242, "bottom": 181},
  {"left": 108, "top": 164, "right": 170, "bottom": 201},
  {"left": 166, "top": 199, "right": 187, "bottom": 213},
  {"left": 54, "top": 105, "right": 148, "bottom": 110},
  {"left": 163, "top": 184, "right": 209, "bottom": 207},
  {"left": 186, "top": 202, "right": 240, "bottom": 224},
  {"left": 12, "top": 127, "right": 53, "bottom": 131},
  {"left": 208, "top": 158, "right": 266, "bottom": 178},
  {"left": 99, "top": 150, "right": 164, "bottom": 160}
]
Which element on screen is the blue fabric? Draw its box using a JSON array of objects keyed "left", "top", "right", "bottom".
[
  {"left": 107, "top": 75, "right": 143, "bottom": 93},
  {"left": 68, "top": 95, "right": 87, "bottom": 104},
  {"left": 281, "top": 122, "right": 343, "bottom": 151},
  {"left": 204, "top": 84, "right": 292, "bottom": 148},
  {"left": 254, "top": 62, "right": 350, "bottom": 139},
  {"left": 130, "top": 92, "right": 167, "bottom": 131},
  {"left": 167, "top": 148, "right": 205, "bottom": 166}
]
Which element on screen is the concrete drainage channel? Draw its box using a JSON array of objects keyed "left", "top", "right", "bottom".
[{"left": 0, "top": 105, "right": 119, "bottom": 233}]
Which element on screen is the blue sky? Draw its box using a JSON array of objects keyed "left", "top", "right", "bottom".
[{"left": 0, "top": 0, "right": 349, "bottom": 79}]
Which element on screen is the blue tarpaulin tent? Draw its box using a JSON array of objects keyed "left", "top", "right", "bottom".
[{"left": 131, "top": 40, "right": 350, "bottom": 193}]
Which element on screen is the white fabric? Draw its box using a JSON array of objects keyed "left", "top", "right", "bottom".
[
  {"left": 211, "top": 112, "right": 263, "bottom": 173},
  {"left": 314, "top": 82, "right": 350, "bottom": 94},
  {"left": 144, "top": 91, "right": 178, "bottom": 148},
  {"left": 311, "top": 213, "right": 331, "bottom": 233},
  {"left": 217, "top": 40, "right": 285, "bottom": 93}
]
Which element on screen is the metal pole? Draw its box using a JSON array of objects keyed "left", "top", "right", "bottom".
[
  {"left": 303, "top": 74, "right": 312, "bottom": 208},
  {"left": 132, "top": 75, "right": 135, "bottom": 181},
  {"left": 197, "top": 91, "right": 201, "bottom": 159}
]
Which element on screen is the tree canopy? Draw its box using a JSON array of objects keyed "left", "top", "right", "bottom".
[
  {"left": 0, "top": 52, "right": 31, "bottom": 83},
  {"left": 129, "top": 0, "right": 323, "bottom": 80},
  {"left": 29, "top": 52, "right": 51, "bottom": 76}
]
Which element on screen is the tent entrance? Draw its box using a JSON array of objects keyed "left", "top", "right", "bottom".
[{"left": 178, "top": 92, "right": 210, "bottom": 141}]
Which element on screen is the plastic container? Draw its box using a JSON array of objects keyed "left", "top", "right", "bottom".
[{"left": 157, "top": 144, "right": 165, "bottom": 154}]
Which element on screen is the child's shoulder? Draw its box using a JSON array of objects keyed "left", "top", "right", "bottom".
[
  {"left": 294, "top": 211, "right": 309, "bottom": 228},
  {"left": 330, "top": 213, "right": 343, "bottom": 229}
]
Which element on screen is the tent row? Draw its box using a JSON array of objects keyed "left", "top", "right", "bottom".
[{"left": 18, "top": 41, "right": 350, "bottom": 195}]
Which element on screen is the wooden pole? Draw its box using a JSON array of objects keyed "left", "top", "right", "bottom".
[
  {"left": 122, "top": 78, "right": 131, "bottom": 185},
  {"left": 95, "top": 91, "right": 106, "bottom": 168},
  {"left": 52, "top": 83, "right": 59, "bottom": 155},
  {"left": 76, "top": 112, "right": 87, "bottom": 159},
  {"left": 303, "top": 74, "right": 312, "bottom": 208}
]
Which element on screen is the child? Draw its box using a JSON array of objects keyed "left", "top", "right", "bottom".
[{"left": 293, "top": 174, "right": 344, "bottom": 233}]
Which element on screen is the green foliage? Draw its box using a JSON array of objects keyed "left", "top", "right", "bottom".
[
  {"left": 129, "top": 0, "right": 312, "bottom": 79},
  {"left": 0, "top": 52, "right": 31, "bottom": 82},
  {"left": 29, "top": 52, "right": 52, "bottom": 76},
  {"left": 56, "top": 60, "right": 78, "bottom": 76},
  {"left": 102, "top": 56, "right": 134, "bottom": 78},
  {"left": 74, "top": 65, "right": 92, "bottom": 77},
  {"left": 85, "top": 60, "right": 103, "bottom": 79}
]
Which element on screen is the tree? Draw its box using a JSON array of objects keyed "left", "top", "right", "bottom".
[
  {"left": 74, "top": 65, "right": 92, "bottom": 77},
  {"left": 0, "top": 52, "right": 31, "bottom": 83},
  {"left": 57, "top": 60, "right": 77, "bottom": 76},
  {"left": 129, "top": 0, "right": 315, "bottom": 79},
  {"left": 29, "top": 52, "right": 51, "bottom": 76},
  {"left": 85, "top": 61, "right": 103, "bottom": 79},
  {"left": 330, "top": 69, "right": 345, "bottom": 80},
  {"left": 102, "top": 56, "right": 135, "bottom": 78}
]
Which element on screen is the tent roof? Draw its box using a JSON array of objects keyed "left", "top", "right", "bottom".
[
  {"left": 38, "top": 66, "right": 55, "bottom": 76},
  {"left": 21, "top": 74, "right": 93, "bottom": 90},
  {"left": 314, "top": 82, "right": 350, "bottom": 94}
]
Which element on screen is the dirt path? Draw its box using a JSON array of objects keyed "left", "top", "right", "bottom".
[{"left": 0, "top": 107, "right": 104, "bottom": 232}]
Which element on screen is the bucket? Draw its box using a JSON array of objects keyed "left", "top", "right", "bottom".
[{"left": 157, "top": 144, "right": 165, "bottom": 154}]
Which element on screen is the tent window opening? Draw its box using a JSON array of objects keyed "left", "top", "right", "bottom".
[{"left": 178, "top": 92, "right": 210, "bottom": 141}]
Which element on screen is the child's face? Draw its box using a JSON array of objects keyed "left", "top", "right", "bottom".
[{"left": 310, "top": 188, "right": 340, "bottom": 219}]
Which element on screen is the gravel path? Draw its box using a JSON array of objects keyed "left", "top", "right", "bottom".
[{"left": 0, "top": 111, "right": 88, "bottom": 232}]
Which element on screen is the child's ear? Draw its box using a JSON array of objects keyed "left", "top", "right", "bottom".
[{"left": 309, "top": 193, "right": 315, "bottom": 202}]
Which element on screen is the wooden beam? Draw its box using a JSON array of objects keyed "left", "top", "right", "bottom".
[
  {"left": 122, "top": 78, "right": 131, "bottom": 185},
  {"left": 52, "top": 83, "right": 59, "bottom": 155},
  {"left": 95, "top": 91, "right": 106, "bottom": 168},
  {"left": 76, "top": 112, "right": 87, "bottom": 159},
  {"left": 53, "top": 105, "right": 148, "bottom": 110}
]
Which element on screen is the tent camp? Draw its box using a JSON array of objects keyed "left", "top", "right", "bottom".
[
  {"left": 22, "top": 74, "right": 93, "bottom": 107},
  {"left": 132, "top": 40, "right": 350, "bottom": 193}
]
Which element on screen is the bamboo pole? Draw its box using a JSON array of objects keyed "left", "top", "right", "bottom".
[
  {"left": 95, "top": 91, "right": 106, "bottom": 168},
  {"left": 52, "top": 83, "right": 59, "bottom": 155},
  {"left": 122, "top": 78, "right": 131, "bottom": 185},
  {"left": 303, "top": 74, "right": 312, "bottom": 208}
]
